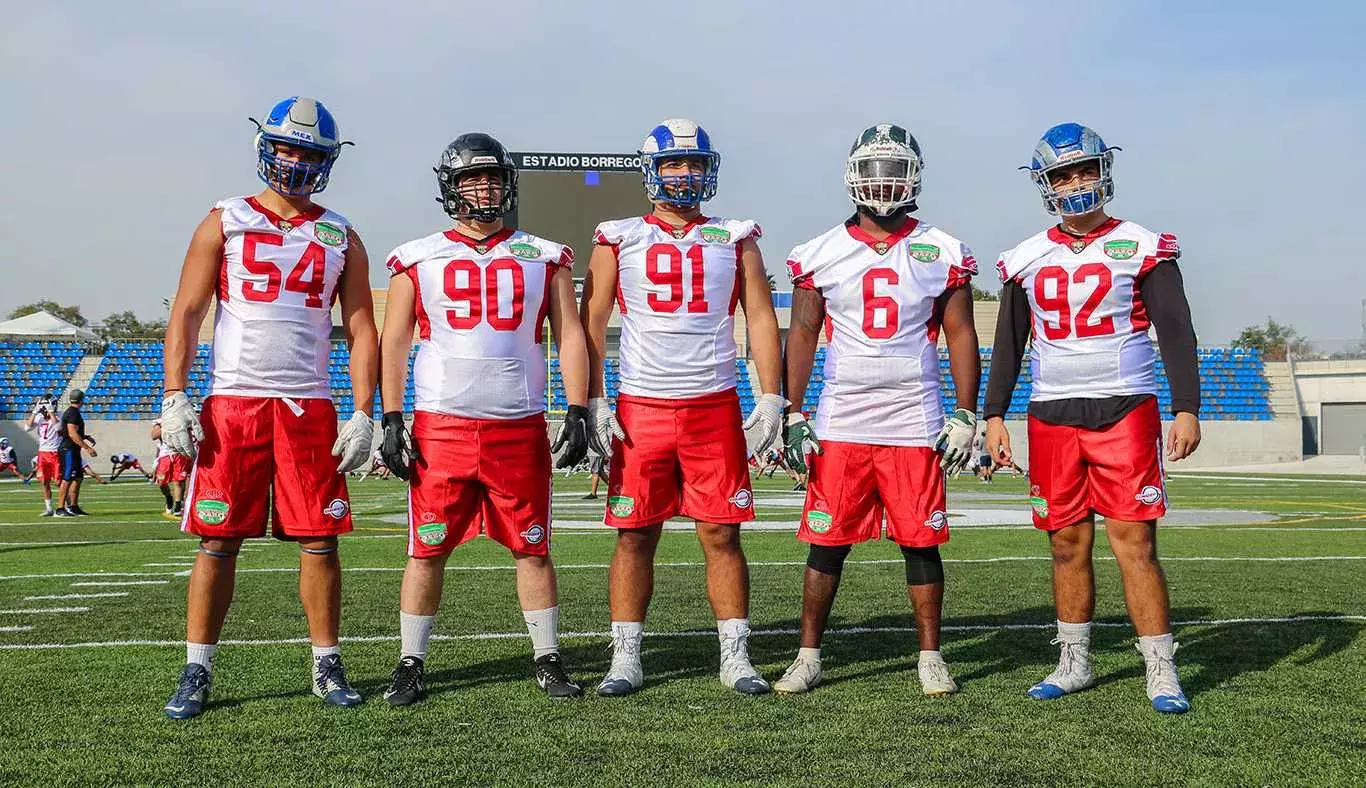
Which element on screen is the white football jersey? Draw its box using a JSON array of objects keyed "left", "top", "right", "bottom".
[
  {"left": 0, "top": 446, "right": 14, "bottom": 464},
  {"left": 996, "top": 218, "right": 1180, "bottom": 402},
  {"left": 787, "top": 218, "right": 977, "bottom": 446},
  {"left": 32, "top": 416, "right": 62, "bottom": 452},
  {"left": 594, "top": 215, "right": 761, "bottom": 399},
  {"left": 209, "top": 196, "right": 351, "bottom": 399},
  {"left": 155, "top": 436, "right": 174, "bottom": 460},
  {"left": 386, "top": 227, "right": 572, "bottom": 419}
]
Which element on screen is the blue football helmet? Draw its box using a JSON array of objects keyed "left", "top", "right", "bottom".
[
  {"left": 250, "top": 97, "right": 350, "bottom": 196},
  {"left": 1025, "top": 123, "right": 1120, "bottom": 216},
  {"left": 640, "top": 119, "right": 720, "bottom": 208}
]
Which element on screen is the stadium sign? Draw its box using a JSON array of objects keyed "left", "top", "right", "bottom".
[{"left": 513, "top": 152, "right": 643, "bottom": 172}]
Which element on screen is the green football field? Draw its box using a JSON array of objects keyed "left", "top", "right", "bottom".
[{"left": 1, "top": 471, "right": 1363, "bottom": 786}]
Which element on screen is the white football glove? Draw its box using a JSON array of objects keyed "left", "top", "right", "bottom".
[
  {"left": 331, "top": 411, "right": 375, "bottom": 474},
  {"left": 587, "top": 397, "right": 624, "bottom": 458},
  {"left": 159, "top": 391, "right": 202, "bottom": 457},
  {"left": 934, "top": 408, "right": 978, "bottom": 478},
  {"left": 743, "top": 393, "right": 788, "bottom": 459}
]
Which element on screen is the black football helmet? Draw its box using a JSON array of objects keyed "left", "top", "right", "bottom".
[{"left": 435, "top": 133, "right": 518, "bottom": 222}]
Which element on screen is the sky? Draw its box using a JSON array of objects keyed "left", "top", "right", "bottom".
[{"left": 2, "top": 0, "right": 1363, "bottom": 345}]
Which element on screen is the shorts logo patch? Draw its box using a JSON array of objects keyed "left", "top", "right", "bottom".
[
  {"left": 806, "top": 510, "right": 833, "bottom": 534},
  {"left": 417, "top": 522, "right": 447, "bottom": 546},
  {"left": 509, "top": 242, "right": 542, "bottom": 260},
  {"left": 909, "top": 243, "right": 941, "bottom": 263},
  {"left": 699, "top": 227, "right": 732, "bottom": 244},
  {"left": 1135, "top": 485, "right": 1164, "bottom": 505},
  {"left": 608, "top": 495, "right": 635, "bottom": 518},
  {"left": 521, "top": 524, "right": 546, "bottom": 545},
  {"left": 1029, "top": 484, "right": 1048, "bottom": 518},
  {"left": 195, "top": 499, "right": 229, "bottom": 525},
  {"left": 924, "top": 510, "right": 948, "bottom": 531},
  {"left": 1103, "top": 239, "right": 1139, "bottom": 260},
  {"left": 314, "top": 222, "right": 345, "bottom": 247},
  {"left": 323, "top": 498, "right": 350, "bottom": 519},
  {"left": 729, "top": 489, "right": 753, "bottom": 509}
]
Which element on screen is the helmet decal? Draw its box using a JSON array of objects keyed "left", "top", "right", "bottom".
[
  {"left": 250, "top": 96, "right": 350, "bottom": 197},
  {"left": 1024, "top": 123, "right": 1120, "bottom": 216}
]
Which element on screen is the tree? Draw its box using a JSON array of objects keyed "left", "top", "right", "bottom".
[
  {"left": 98, "top": 310, "right": 167, "bottom": 340},
  {"left": 1233, "top": 317, "right": 1312, "bottom": 360},
  {"left": 972, "top": 286, "right": 999, "bottom": 302},
  {"left": 7, "top": 300, "right": 88, "bottom": 326}
]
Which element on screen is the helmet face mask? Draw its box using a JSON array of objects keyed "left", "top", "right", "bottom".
[
  {"left": 1026, "top": 123, "right": 1119, "bottom": 216},
  {"left": 436, "top": 134, "right": 518, "bottom": 223},
  {"left": 251, "top": 96, "right": 347, "bottom": 197},
  {"left": 846, "top": 124, "right": 922, "bottom": 218},
  {"left": 640, "top": 119, "right": 720, "bottom": 209}
]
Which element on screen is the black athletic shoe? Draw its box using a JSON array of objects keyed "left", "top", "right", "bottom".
[
  {"left": 70, "top": 506, "right": 90, "bottom": 516},
  {"left": 535, "top": 653, "right": 584, "bottom": 699},
  {"left": 54, "top": 508, "right": 75, "bottom": 518},
  {"left": 383, "top": 656, "right": 426, "bottom": 706}
]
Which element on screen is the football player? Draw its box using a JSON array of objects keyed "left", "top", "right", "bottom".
[
  {"left": 0, "top": 437, "right": 22, "bottom": 481},
  {"left": 159, "top": 96, "right": 378, "bottom": 719},
  {"left": 109, "top": 452, "right": 151, "bottom": 481},
  {"left": 983, "top": 123, "right": 1200, "bottom": 714},
  {"left": 581, "top": 119, "right": 784, "bottom": 696},
  {"left": 357, "top": 448, "right": 390, "bottom": 481},
  {"left": 150, "top": 420, "right": 189, "bottom": 519},
  {"left": 378, "top": 133, "right": 590, "bottom": 705},
  {"left": 776, "top": 124, "right": 980, "bottom": 696}
]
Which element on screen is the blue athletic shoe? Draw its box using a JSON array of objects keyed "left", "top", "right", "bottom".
[
  {"left": 1026, "top": 638, "right": 1094, "bottom": 700},
  {"left": 312, "top": 654, "right": 363, "bottom": 706},
  {"left": 164, "top": 663, "right": 212, "bottom": 719}
]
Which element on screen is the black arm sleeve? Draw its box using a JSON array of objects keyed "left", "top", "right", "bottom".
[
  {"left": 982, "top": 280, "right": 1032, "bottom": 420},
  {"left": 1140, "top": 261, "right": 1200, "bottom": 417}
]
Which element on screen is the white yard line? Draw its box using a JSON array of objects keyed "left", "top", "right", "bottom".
[
  {"left": 0, "top": 625, "right": 34, "bottom": 632},
  {"left": 0, "top": 607, "right": 90, "bottom": 614},
  {"left": 1170, "top": 474, "right": 1366, "bottom": 485},
  {"left": 1, "top": 614, "right": 1361, "bottom": 651},
  {"left": 24, "top": 592, "right": 128, "bottom": 601},
  {"left": 142, "top": 563, "right": 195, "bottom": 567},
  {"left": 69, "top": 580, "right": 170, "bottom": 587}
]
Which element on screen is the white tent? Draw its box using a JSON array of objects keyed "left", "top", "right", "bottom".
[{"left": 0, "top": 310, "right": 100, "bottom": 343}]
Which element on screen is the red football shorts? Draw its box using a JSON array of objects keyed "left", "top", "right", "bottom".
[
  {"left": 182, "top": 395, "right": 352, "bottom": 540},
  {"left": 155, "top": 455, "right": 191, "bottom": 484},
  {"left": 799, "top": 441, "right": 948, "bottom": 548},
  {"left": 1026, "top": 397, "right": 1167, "bottom": 531},
  {"left": 36, "top": 451, "right": 59, "bottom": 482},
  {"left": 606, "top": 389, "right": 753, "bottom": 528},
  {"left": 0, "top": 463, "right": 15, "bottom": 473},
  {"left": 407, "top": 410, "right": 552, "bottom": 558}
]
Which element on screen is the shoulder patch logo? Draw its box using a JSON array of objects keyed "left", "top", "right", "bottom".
[
  {"left": 909, "top": 243, "right": 941, "bottom": 263},
  {"left": 1103, "top": 239, "right": 1139, "bottom": 260},
  {"left": 700, "top": 227, "right": 732, "bottom": 244},
  {"left": 314, "top": 222, "right": 345, "bottom": 247},
  {"left": 1135, "top": 485, "right": 1164, "bottom": 506},
  {"left": 509, "top": 242, "right": 542, "bottom": 260}
]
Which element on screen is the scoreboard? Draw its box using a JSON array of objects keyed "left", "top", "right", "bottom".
[{"left": 508, "top": 152, "right": 651, "bottom": 278}]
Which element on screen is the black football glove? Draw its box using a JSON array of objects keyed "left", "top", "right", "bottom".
[
  {"left": 551, "top": 404, "right": 590, "bottom": 469},
  {"left": 380, "top": 411, "right": 420, "bottom": 481}
]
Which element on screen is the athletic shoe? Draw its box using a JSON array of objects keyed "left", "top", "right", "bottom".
[
  {"left": 1027, "top": 637, "right": 1095, "bottom": 700},
  {"left": 53, "top": 508, "right": 75, "bottom": 518},
  {"left": 534, "top": 653, "right": 584, "bottom": 699},
  {"left": 40, "top": 509, "right": 54, "bottom": 517},
  {"left": 792, "top": 482, "right": 806, "bottom": 492},
  {"left": 312, "top": 654, "right": 363, "bottom": 706},
  {"left": 1137, "top": 641, "right": 1191, "bottom": 714},
  {"left": 69, "top": 506, "right": 89, "bottom": 516},
  {"left": 597, "top": 632, "right": 644, "bottom": 697},
  {"left": 581, "top": 493, "right": 597, "bottom": 500},
  {"left": 719, "top": 625, "right": 770, "bottom": 695},
  {"left": 162, "top": 509, "right": 180, "bottom": 521},
  {"left": 382, "top": 656, "right": 426, "bottom": 706},
  {"left": 164, "top": 663, "right": 212, "bottom": 720},
  {"left": 773, "top": 656, "right": 823, "bottom": 694},
  {"left": 918, "top": 653, "right": 959, "bottom": 696}
]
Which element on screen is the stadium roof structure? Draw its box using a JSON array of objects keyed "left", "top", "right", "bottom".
[{"left": 0, "top": 310, "right": 100, "bottom": 342}]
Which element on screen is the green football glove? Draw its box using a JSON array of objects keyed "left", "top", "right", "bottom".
[{"left": 783, "top": 412, "right": 822, "bottom": 474}]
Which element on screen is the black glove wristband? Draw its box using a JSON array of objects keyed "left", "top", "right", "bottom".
[
  {"left": 565, "top": 404, "right": 589, "bottom": 423},
  {"left": 382, "top": 411, "right": 405, "bottom": 430}
]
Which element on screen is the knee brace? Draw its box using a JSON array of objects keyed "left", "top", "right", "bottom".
[
  {"left": 901, "top": 545, "right": 944, "bottom": 585},
  {"left": 198, "top": 544, "right": 239, "bottom": 559},
  {"left": 301, "top": 541, "right": 338, "bottom": 556},
  {"left": 806, "top": 543, "right": 852, "bottom": 576}
]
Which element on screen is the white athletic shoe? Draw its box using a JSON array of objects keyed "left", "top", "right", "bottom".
[
  {"left": 1138, "top": 640, "right": 1191, "bottom": 714},
  {"left": 596, "top": 633, "right": 644, "bottom": 697},
  {"left": 1027, "top": 638, "right": 1095, "bottom": 700},
  {"left": 773, "top": 656, "right": 823, "bottom": 694},
  {"left": 918, "top": 653, "right": 959, "bottom": 696},
  {"left": 719, "top": 626, "right": 770, "bottom": 695}
]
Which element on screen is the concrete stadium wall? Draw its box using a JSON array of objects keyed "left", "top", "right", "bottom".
[{"left": 1292, "top": 359, "right": 1366, "bottom": 414}]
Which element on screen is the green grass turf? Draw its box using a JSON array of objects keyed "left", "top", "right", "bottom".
[{"left": 0, "top": 472, "right": 1364, "bottom": 786}]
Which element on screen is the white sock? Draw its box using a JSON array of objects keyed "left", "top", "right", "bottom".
[
  {"left": 400, "top": 611, "right": 435, "bottom": 661},
  {"left": 610, "top": 620, "right": 644, "bottom": 642},
  {"left": 919, "top": 649, "right": 944, "bottom": 663},
  {"left": 717, "top": 617, "right": 751, "bottom": 649},
  {"left": 311, "top": 644, "right": 340, "bottom": 664},
  {"left": 1057, "top": 619, "right": 1092, "bottom": 646},
  {"left": 187, "top": 642, "right": 216, "bottom": 669},
  {"left": 798, "top": 646, "right": 821, "bottom": 664},
  {"left": 1137, "top": 632, "right": 1175, "bottom": 658},
  {"left": 43, "top": 497, "right": 52, "bottom": 512},
  {"left": 523, "top": 606, "right": 560, "bottom": 659}
]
